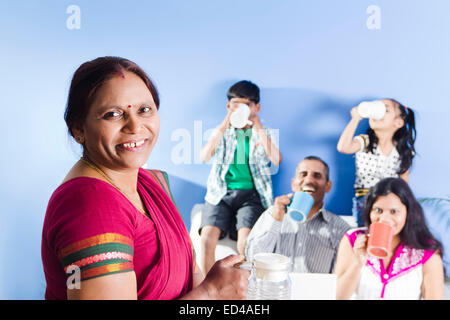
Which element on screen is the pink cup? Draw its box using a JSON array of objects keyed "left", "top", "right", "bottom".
[{"left": 367, "top": 222, "right": 394, "bottom": 258}]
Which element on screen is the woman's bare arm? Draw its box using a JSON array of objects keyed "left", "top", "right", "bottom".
[
  {"left": 67, "top": 271, "right": 138, "bottom": 300},
  {"left": 422, "top": 252, "right": 444, "bottom": 300}
]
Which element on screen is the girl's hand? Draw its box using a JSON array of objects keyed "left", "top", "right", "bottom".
[
  {"left": 353, "top": 234, "right": 369, "bottom": 266},
  {"left": 351, "top": 106, "right": 363, "bottom": 121}
]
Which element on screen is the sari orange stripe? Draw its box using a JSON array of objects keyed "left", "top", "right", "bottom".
[
  {"left": 59, "top": 233, "right": 133, "bottom": 259},
  {"left": 154, "top": 171, "right": 170, "bottom": 194},
  {"left": 81, "top": 262, "right": 134, "bottom": 280},
  {"left": 148, "top": 170, "right": 169, "bottom": 195}
]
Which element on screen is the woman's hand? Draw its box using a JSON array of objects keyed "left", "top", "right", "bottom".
[
  {"left": 199, "top": 255, "right": 250, "bottom": 300},
  {"left": 353, "top": 234, "right": 369, "bottom": 266},
  {"left": 334, "top": 234, "right": 368, "bottom": 300}
]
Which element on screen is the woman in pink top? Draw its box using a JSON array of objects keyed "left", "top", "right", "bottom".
[
  {"left": 41, "top": 56, "right": 249, "bottom": 300},
  {"left": 334, "top": 177, "right": 444, "bottom": 299}
]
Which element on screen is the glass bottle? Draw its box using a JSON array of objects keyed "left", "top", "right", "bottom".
[{"left": 246, "top": 253, "right": 291, "bottom": 300}]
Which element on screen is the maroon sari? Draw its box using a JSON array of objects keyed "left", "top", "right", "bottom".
[{"left": 41, "top": 168, "right": 194, "bottom": 300}]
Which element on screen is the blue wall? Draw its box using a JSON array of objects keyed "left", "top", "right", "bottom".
[{"left": 1, "top": 1, "right": 449, "bottom": 299}]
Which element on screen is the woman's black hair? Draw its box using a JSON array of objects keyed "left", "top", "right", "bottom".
[
  {"left": 362, "top": 177, "right": 443, "bottom": 256},
  {"left": 367, "top": 99, "right": 416, "bottom": 174}
]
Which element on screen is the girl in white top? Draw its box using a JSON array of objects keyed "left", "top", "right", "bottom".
[
  {"left": 337, "top": 99, "right": 416, "bottom": 226},
  {"left": 334, "top": 178, "right": 444, "bottom": 300}
]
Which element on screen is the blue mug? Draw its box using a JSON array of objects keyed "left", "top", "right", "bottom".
[{"left": 287, "top": 191, "right": 314, "bottom": 222}]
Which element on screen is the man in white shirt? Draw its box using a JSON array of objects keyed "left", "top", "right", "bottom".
[{"left": 245, "top": 156, "right": 351, "bottom": 273}]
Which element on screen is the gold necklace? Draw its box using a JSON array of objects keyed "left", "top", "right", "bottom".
[{"left": 80, "top": 156, "right": 149, "bottom": 216}]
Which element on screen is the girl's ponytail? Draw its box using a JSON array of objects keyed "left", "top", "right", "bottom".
[{"left": 393, "top": 100, "right": 416, "bottom": 174}]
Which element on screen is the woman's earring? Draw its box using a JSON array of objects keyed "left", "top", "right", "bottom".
[{"left": 76, "top": 136, "right": 84, "bottom": 144}]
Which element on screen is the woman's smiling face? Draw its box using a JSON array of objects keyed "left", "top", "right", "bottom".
[{"left": 79, "top": 71, "right": 160, "bottom": 170}]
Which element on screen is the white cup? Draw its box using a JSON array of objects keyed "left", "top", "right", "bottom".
[
  {"left": 230, "top": 103, "right": 252, "bottom": 129},
  {"left": 358, "top": 100, "right": 386, "bottom": 120}
]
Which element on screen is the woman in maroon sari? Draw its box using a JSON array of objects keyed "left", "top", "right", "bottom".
[{"left": 41, "top": 56, "right": 249, "bottom": 300}]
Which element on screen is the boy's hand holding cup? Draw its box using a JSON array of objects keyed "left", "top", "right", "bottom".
[{"left": 221, "top": 103, "right": 241, "bottom": 130}]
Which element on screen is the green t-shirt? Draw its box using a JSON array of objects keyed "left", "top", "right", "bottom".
[{"left": 225, "top": 128, "right": 255, "bottom": 190}]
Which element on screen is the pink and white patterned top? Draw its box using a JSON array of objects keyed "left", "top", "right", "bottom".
[{"left": 345, "top": 228, "right": 435, "bottom": 300}]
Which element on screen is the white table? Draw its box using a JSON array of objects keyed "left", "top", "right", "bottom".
[{"left": 289, "top": 273, "right": 337, "bottom": 300}]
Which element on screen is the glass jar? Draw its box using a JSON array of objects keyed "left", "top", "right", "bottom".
[{"left": 246, "top": 253, "right": 291, "bottom": 300}]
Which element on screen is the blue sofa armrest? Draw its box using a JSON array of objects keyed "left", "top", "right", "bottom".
[{"left": 421, "top": 197, "right": 450, "bottom": 278}]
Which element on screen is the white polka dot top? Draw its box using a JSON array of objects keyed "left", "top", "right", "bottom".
[{"left": 354, "top": 134, "right": 401, "bottom": 189}]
